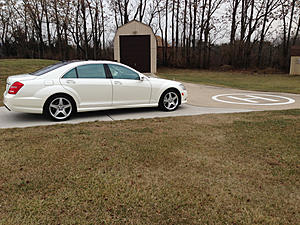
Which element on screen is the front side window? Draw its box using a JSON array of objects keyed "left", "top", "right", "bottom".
[
  {"left": 108, "top": 64, "right": 140, "bottom": 80},
  {"left": 77, "top": 64, "right": 106, "bottom": 79}
]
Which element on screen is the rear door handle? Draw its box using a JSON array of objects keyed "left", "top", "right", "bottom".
[
  {"left": 66, "top": 80, "right": 76, "bottom": 84},
  {"left": 114, "top": 81, "right": 122, "bottom": 85}
]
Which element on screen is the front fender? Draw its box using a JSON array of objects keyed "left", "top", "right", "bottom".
[{"left": 151, "top": 82, "right": 182, "bottom": 104}]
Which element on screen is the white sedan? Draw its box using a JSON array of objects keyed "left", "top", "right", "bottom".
[{"left": 4, "top": 61, "right": 188, "bottom": 121}]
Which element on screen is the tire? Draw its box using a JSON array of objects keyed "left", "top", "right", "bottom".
[
  {"left": 44, "top": 95, "right": 75, "bottom": 121},
  {"left": 159, "top": 89, "right": 180, "bottom": 111}
]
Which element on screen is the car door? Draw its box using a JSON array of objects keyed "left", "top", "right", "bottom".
[
  {"left": 106, "top": 64, "right": 151, "bottom": 106},
  {"left": 60, "top": 64, "right": 112, "bottom": 109}
]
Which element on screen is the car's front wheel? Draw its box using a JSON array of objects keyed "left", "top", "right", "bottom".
[
  {"left": 44, "top": 95, "right": 75, "bottom": 121},
  {"left": 159, "top": 89, "right": 180, "bottom": 111}
]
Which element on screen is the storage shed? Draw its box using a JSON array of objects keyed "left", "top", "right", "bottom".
[
  {"left": 114, "top": 20, "right": 157, "bottom": 74},
  {"left": 290, "top": 46, "right": 300, "bottom": 75}
]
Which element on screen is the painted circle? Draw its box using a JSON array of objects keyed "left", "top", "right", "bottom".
[{"left": 212, "top": 93, "right": 295, "bottom": 106}]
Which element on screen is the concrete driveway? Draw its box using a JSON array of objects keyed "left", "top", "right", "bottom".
[
  {"left": 0, "top": 105, "right": 253, "bottom": 129},
  {"left": 0, "top": 82, "right": 299, "bottom": 129},
  {"left": 184, "top": 82, "right": 300, "bottom": 111}
]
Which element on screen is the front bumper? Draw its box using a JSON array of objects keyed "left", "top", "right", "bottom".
[{"left": 181, "top": 90, "right": 188, "bottom": 104}]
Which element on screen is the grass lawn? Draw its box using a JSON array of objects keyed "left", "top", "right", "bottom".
[
  {"left": 0, "top": 111, "right": 299, "bottom": 224},
  {"left": 158, "top": 67, "right": 300, "bottom": 94},
  {"left": 0, "top": 59, "right": 58, "bottom": 106}
]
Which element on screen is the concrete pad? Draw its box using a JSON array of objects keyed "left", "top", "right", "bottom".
[
  {"left": 1, "top": 82, "right": 298, "bottom": 129},
  {"left": 0, "top": 107, "right": 112, "bottom": 129},
  {"left": 0, "top": 105, "right": 253, "bottom": 129},
  {"left": 107, "top": 105, "right": 254, "bottom": 121},
  {"left": 184, "top": 82, "right": 300, "bottom": 111}
]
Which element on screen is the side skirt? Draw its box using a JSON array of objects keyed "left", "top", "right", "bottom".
[{"left": 77, "top": 103, "right": 159, "bottom": 113}]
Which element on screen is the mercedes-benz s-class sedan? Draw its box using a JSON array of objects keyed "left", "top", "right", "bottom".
[{"left": 4, "top": 61, "right": 188, "bottom": 121}]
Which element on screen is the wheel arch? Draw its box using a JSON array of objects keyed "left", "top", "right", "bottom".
[
  {"left": 159, "top": 87, "right": 182, "bottom": 105},
  {"left": 43, "top": 92, "right": 78, "bottom": 114}
]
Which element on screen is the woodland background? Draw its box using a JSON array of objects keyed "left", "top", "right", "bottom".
[{"left": 0, "top": 0, "right": 300, "bottom": 71}]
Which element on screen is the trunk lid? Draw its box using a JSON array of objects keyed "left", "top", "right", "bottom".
[{"left": 5, "top": 74, "right": 37, "bottom": 94}]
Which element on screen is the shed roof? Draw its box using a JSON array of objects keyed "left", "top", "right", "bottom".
[{"left": 115, "top": 20, "right": 155, "bottom": 36}]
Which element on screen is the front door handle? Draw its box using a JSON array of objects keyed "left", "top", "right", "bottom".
[{"left": 114, "top": 81, "right": 122, "bottom": 85}]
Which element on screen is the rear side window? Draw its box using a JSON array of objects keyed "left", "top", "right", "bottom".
[
  {"left": 108, "top": 64, "right": 140, "bottom": 80},
  {"left": 77, "top": 64, "right": 106, "bottom": 79},
  {"left": 63, "top": 68, "right": 77, "bottom": 78}
]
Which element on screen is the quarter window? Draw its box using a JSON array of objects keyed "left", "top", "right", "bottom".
[
  {"left": 108, "top": 64, "right": 140, "bottom": 80},
  {"left": 77, "top": 64, "right": 106, "bottom": 79},
  {"left": 63, "top": 68, "right": 77, "bottom": 78}
]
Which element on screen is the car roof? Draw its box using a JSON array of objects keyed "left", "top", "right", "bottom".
[{"left": 62, "top": 60, "right": 119, "bottom": 66}]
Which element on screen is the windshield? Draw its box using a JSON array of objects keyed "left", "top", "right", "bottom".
[{"left": 30, "top": 62, "right": 69, "bottom": 76}]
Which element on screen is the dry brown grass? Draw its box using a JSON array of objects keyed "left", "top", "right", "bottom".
[
  {"left": 158, "top": 67, "right": 300, "bottom": 94},
  {"left": 0, "top": 110, "right": 299, "bottom": 224}
]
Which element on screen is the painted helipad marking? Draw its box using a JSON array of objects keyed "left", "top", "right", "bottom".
[{"left": 212, "top": 93, "right": 295, "bottom": 106}]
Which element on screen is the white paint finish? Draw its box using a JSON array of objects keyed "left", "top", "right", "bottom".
[
  {"left": 112, "top": 79, "right": 152, "bottom": 105},
  {"left": 243, "top": 95, "right": 280, "bottom": 102},
  {"left": 60, "top": 78, "right": 113, "bottom": 108},
  {"left": 3, "top": 61, "right": 187, "bottom": 115},
  {"left": 227, "top": 96, "right": 260, "bottom": 103},
  {"left": 212, "top": 93, "right": 295, "bottom": 106},
  {"left": 44, "top": 80, "right": 54, "bottom": 86}
]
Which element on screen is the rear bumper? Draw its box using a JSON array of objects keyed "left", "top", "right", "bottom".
[
  {"left": 3, "top": 93, "right": 43, "bottom": 114},
  {"left": 4, "top": 103, "right": 11, "bottom": 111}
]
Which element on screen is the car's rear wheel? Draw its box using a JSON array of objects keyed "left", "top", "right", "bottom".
[
  {"left": 159, "top": 89, "right": 180, "bottom": 111},
  {"left": 44, "top": 95, "right": 75, "bottom": 121}
]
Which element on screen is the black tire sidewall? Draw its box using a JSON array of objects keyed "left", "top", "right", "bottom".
[
  {"left": 159, "top": 89, "right": 180, "bottom": 111},
  {"left": 44, "top": 95, "right": 75, "bottom": 121}
]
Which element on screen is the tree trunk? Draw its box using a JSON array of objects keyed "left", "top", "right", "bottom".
[
  {"left": 164, "top": 0, "right": 169, "bottom": 65},
  {"left": 229, "top": 0, "right": 239, "bottom": 66}
]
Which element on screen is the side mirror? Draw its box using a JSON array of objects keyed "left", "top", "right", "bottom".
[{"left": 140, "top": 76, "right": 145, "bottom": 81}]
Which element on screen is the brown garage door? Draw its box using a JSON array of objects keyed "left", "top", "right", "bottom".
[{"left": 120, "top": 35, "right": 151, "bottom": 73}]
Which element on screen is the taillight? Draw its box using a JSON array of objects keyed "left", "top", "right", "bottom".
[{"left": 8, "top": 82, "right": 24, "bottom": 94}]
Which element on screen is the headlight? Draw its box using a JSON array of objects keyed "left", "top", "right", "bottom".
[{"left": 179, "top": 84, "right": 186, "bottom": 90}]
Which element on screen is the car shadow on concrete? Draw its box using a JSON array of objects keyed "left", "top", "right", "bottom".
[{"left": 77, "top": 106, "right": 159, "bottom": 119}]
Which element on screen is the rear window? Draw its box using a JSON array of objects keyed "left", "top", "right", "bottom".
[{"left": 30, "top": 62, "right": 69, "bottom": 76}]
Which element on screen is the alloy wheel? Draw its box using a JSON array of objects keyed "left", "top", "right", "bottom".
[
  {"left": 163, "top": 92, "right": 179, "bottom": 111},
  {"left": 49, "top": 97, "right": 72, "bottom": 120}
]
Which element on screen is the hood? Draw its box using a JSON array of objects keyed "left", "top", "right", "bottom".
[{"left": 147, "top": 76, "right": 180, "bottom": 85}]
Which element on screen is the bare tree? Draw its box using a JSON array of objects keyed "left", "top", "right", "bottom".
[{"left": 257, "top": 0, "right": 280, "bottom": 67}]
